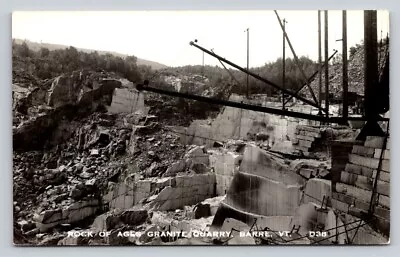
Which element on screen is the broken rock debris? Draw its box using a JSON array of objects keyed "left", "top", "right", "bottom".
[{"left": 13, "top": 69, "right": 388, "bottom": 245}]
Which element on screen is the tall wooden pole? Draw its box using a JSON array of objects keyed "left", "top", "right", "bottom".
[
  {"left": 318, "top": 11, "right": 323, "bottom": 113},
  {"left": 282, "top": 19, "right": 287, "bottom": 109},
  {"left": 356, "top": 10, "right": 384, "bottom": 141},
  {"left": 202, "top": 52, "right": 204, "bottom": 76},
  {"left": 246, "top": 28, "right": 249, "bottom": 99},
  {"left": 364, "top": 10, "right": 378, "bottom": 119},
  {"left": 364, "top": 10, "right": 382, "bottom": 210},
  {"left": 324, "top": 10, "right": 329, "bottom": 117},
  {"left": 342, "top": 10, "right": 348, "bottom": 120}
]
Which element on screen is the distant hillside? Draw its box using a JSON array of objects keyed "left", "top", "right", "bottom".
[{"left": 13, "top": 38, "right": 168, "bottom": 70}]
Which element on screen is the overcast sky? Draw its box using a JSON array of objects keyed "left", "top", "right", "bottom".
[{"left": 12, "top": 10, "right": 389, "bottom": 68}]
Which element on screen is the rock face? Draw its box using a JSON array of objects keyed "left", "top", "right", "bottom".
[
  {"left": 13, "top": 108, "right": 63, "bottom": 150},
  {"left": 302, "top": 178, "right": 331, "bottom": 206},
  {"left": 107, "top": 88, "right": 146, "bottom": 114},
  {"left": 240, "top": 144, "right": 306, "bottom": 186},
  {"left": 163, "top": 74, "right": 209, "bottom": 95},
  {"left": 13, "top": 71, "right": 125, "bottom": 151},
  {"left": 13, "top": 84, "right": 48, "bottom": 116},
  {"left": 181, "top": 94, "right": 322, "bottom": 149},
  {"left": 145, "top": 174, "right": 216, "bottom": 211},
  {"left": 48, "top": 71, "right": 121, "bottom": 108},
  {"left": 224, "top": 172, "right": 302, "bottom": 216},
  {"left": 209, "top": 150, "right": 241, "bottom": 196},
  {"left": 194, "top": 203, "right": 211, "bottom": 219},
  {"left": 33, "top": 198, "right": 100, "bottom": 232},
  {"left": 210, "top": 146, "right": 305, "bottom": 229},
  {"left": 91, "top": 208, "right": 148, "bottom": 233}
]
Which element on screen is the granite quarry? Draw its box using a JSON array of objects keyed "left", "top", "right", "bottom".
[{"left": 12, "top": 45, "right": 390, "bottom": 246}]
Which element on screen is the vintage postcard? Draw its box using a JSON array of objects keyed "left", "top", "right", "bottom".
[{"left": 12, "top": 10, "right": 390, "bottom": 246}]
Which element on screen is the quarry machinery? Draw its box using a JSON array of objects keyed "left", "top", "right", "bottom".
[
  {"left": 137, "top": 10, "right": 389, "bottom": 127},
  {"left": 135, "top": 10, "right": 390, "bottom": 243}
]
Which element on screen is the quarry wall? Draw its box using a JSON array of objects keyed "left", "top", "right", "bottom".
[
  {"left": 180, "top": 94, "right": 340, "bottom": 147},
  {"left": 107, "top": 88, "right": 146, "bottom": 114},
  {"left": 104, "top": 174, "right": 216, "bottom": 212}
]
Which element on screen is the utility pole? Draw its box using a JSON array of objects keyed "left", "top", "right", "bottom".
[
  {"left": 202, "top": 51, "right": 204, "bottom": 76},
  {"left": 245, "top": 28, "right": 250, "bottom": 99},
  {"left": 282, "top": 18, "right": 287, "bottom": 110},
  {"left": 342, "top": 10, "right": 348, "bottom": 120},
  {"left": 274, "top": 10, "right": 319, "bottom": 105},
  {"left": 324, "top": 10, "right": 329, "bottom": 118},
  {"left": 195, "top": 39, "right": 205, "bottom": 76},
  {"left": 318, "top": 10, "right": 323, "bottom": 114}
]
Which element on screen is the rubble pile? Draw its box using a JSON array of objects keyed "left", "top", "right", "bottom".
[
  {"left": 13, "top": 76, "right": 227, "bottom": 245},
  {"left": 13, "top": 108, "right": 194, "bottom": 239},
  {"left": 128, "top": 118, "right": 188, "bottom": 178},
  {"left": 291, "top": 125, "right": 359, "bottom": 159},
  {"left": 13, "top": 66, "right": 389, "bottom": 245},
  {"left": 290, "top": 159, "right": 330, "bottom": 180}
]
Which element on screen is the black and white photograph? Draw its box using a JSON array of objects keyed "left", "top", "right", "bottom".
[{"left": 12, "top": 10, "right": 390, "bottom": 246}]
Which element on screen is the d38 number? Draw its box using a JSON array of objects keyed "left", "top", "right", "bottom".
[{"left": 309, "top": 231, "right": 327, "bottom": 237}]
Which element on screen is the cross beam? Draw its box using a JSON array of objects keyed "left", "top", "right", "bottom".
[
  {"left": 137, "top": 82, "right": 388, "bottom": 123},
  {"left": 189, "top": 41, "right": 327, "bottom": 113}
]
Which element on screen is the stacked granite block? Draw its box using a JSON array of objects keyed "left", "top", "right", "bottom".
[
  {"left": 331, "top": 136, "right": 390, "bottom": 235},
  {"left": 292, "top": 125, "right": 322, "bottom": 155},
  {"left": 330, "top": 140, "right": 363, "bottom": 191}
]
